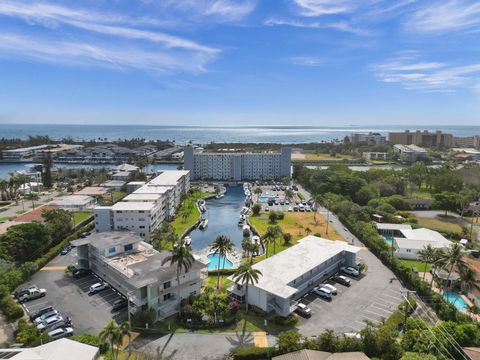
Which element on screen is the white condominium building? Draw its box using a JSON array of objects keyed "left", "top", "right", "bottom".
[
  {"left": 94, "top": 170, "right": 190, "bottom": 241},
  {"left": 184, "top": 146, "right": 291, "bottom": 181}
]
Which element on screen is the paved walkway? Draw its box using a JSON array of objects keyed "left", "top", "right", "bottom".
[{"left": 253, "top": 331, "right": 269, "bottom": 347}]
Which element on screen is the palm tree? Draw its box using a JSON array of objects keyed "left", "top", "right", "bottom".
[
  {"left": 161, "top": 239, "right": 195, "bottom": 311},
  {"left": 210, "top": 235, "right": 234, "bottom": 289},
  {"left": 99, "top": 320, "right": 122, "bottom": 360},
  {"left": 430, "top": 248, "right": 447, "bottom": 289},
  {"left": 417, "top": 244, "right": 436, "bottom": 280},
  {"left": 0, "top": 179, "right": 8, "bottom": 201},
  {"left": 263, "top": 225, "right": 283, "bottom": 257},
  {"left": 312, "top": 194, "right": 323, "bottom": 223},
  {"left": 119, "top": 321, "right": 132, "bottom": 357},
  {"left": 304, "top": 226, "right": 312, "bottom": 236},
  {"left": 254, "top": 187, "right": 263, "bottom": 202},
  {"left": 443, "top": 243, "right": 466, "bottom": 292},
  {"left": 233, "top": 264, "right": 262, "bottom": 313},
  {"left": 456, "top": 265, "right": 476, "bottom": 307}
]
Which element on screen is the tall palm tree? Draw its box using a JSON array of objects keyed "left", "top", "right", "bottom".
[
  {"left": 417, "top": 244, "right": 436, "bottom": 280},
  {"left": 0, "top": 179, "right": 8, "bottom": 201},
  {"left": 161, "top": 239, "right": 195, "bottom": 311},
  {"left": 233, "top": 263, "right": 262, "bottom": 313},
  {"left": 312, "top": 194, "right": 323, "bottom": 223},
  {"left": 443, "top": 243, "right": 466, "bottom": 292},
  {"left": 430, "top": 248, "right": 447, "bottom": 289},
  {"left": 210, "top": 235, "right": 234, "bottom": 289},
  {"left": 99, "top": 320, "right": 122, "bottom": 360},
  {"left": 119, "top": 321, "right": 132, "bottom": 357},
  {"left": 458, "top": 265, "right": 477, "bottom": 301},
  {"left": 263, "top": 225, "right": 283, "bottom": 257}
]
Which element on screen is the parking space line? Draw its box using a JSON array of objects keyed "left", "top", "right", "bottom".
[
  {"left": 380, "top": 293, "right": 401, "bottom": 301},
  {"left": 365, "top": 309, "right": 388, "bottom": 318},
  {"left": 359, "top": 315, "right": 380, "bottom": 324},
  {"left": 25, "top": 300, "right": 49, "bottom": 310},
  {"left": 374, "top": 298, "right": 395, "bottom": 307},
  {"left": 372, "top": 300, "right": 395, "bottom": 309},
  {"left": 371, "top": 304, "right": 394, "bottom": 314}
]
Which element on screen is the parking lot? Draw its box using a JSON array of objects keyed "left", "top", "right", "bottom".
[
  {"left": 16, "top": 248, "right": 127, "bottom": 335},
  {"left": 296, "top": 248, "right": 403, "bottom": 336},
  {"left": 256, "top": 184, "right": 304, "bottom": 212}
]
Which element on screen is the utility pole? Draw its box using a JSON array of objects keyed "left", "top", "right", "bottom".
[{"left": 400, "top": 289, "right": 416, "bottom": 332}]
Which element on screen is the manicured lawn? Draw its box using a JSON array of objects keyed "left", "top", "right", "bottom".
[
  {"left": 411, "top": 190, "right": 432, "bottom": 198},
  {"left": 205, "top": 275, "right": 232, "bottom": 291},
  {"left": 72, "top": 211, "right": 93, "bottom": 225},
  {"left": 300, "top": 153, "right": 353, "bottom": 161},
  {"left": 398, "top": 259, "right": 431, "bottom": 272},
  {"left": 172, "top": 191, "right": 214, "bottom": 236},
  {"left": 249, "top": 211, "right": 342, "bottom": 261},
  {"left": 416, "top": 216, "right": 465, "bottom": 234}
]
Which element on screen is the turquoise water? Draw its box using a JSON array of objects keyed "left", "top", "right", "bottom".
[
  {"left": 207, "top": 253, "right": 233, "bottom": 271},
  {"left": 443, "top": 292, "right": 469, "bottom": 311},
  {"left": 382, "top": 235, "right": 393, "bottom": 246}
]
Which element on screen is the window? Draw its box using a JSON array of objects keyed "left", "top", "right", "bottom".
[
  {"left": 163, "top": 293, "right": 172, "bottom": 301},
  {"left": 124, "top": 244, "right": 133, "bottom": 252},
  {"left": 164, "top": 281, "right": 171, "bottom": 289},
  {"left": 406, "top": 249, "right": 411, "bottom": 253},
  {"left": 108, "top": 246, "right": 116, "bottom": 254}
]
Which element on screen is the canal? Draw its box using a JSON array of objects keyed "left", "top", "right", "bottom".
[{"left": 189, "top": 186, "right": 246, "bottom": 251}]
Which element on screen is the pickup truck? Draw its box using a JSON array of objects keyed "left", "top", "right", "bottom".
[{"left": 18, "top": 288, "right": 46, "bottom": 303}]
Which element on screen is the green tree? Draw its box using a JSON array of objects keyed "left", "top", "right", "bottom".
[
  {"left": 402, "top": 352, "right": 437, "bottom": 360},
  {"left": 232, "top": 263, "right": 262, "bottom": 313},
  {"left": 42, "top": 208, "right": 73, "bottom": 243},
  {"left": 42, "top": 153, "right": 53, "bottom": 188},
  {"left": 433, "top": 192, "right": 460, "bottom": 216},
  {"left": 151, "top": 222, "right": 178, "bottom": 251},
  {"left": 210, "top": 235, "right": 234, "bottom": 289},
  {"left": 252, "top": 203, "right": 261, "bottom": 216},
  {"left": 268, "top": 211, "right": 277, "bottom": 224},
  {"left": 263, "top": 225, "right": 283, "bottom": 256},
  {"left": 283, "top": 232, "right": 292, "bottom": 245},
  {"left": 442, "top": 243, "right": 466, "bottom": 292},
  {"left": 15, "top": 319, "right": 51, "bottom": 346},
  {"left": 161, "top": 239, "right": 195, "bottom": 311},
  {"left": 277, "top": 330, "right": 304, "bottom": 353},
  {"left": 99, "top": 320, "right": 122, "bottom": 360},
  {"left": 417, "top": 244, "right": 435, "bottom": 280},
  {"left": 119, "top": 321, "right": 132, "bottom": 357}
]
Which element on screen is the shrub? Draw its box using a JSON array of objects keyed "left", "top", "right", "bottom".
[
  {"left": 276, "top": 212, "right": 285, "bottom": 220},
  {"left": 274, "top": 314, "right": 298, "bottom": 326},
  {"left": 251, "top": 203, "right": 261, "bottom": 216},
  {"left": 232, "top": 346, "right": 277, "bottom": 360},
  {"left": 71, "top": 334, "right": 108, "bottom": 354},
  {"left": 283, "top": 233, "right": 292, "bottom": 245},
  {"left": 1, "top": 297, "right": 24, "bottom": 320}
]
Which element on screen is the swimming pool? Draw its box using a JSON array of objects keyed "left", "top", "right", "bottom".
[
  {"left": 207, "top": 253, "right": 234, "bottom": 271},
  {"left": 259, "top": 195, "right": 276, "bottom": 202},
  {"left": 382, "top": 235, "right": 393, "bottom": 246},
  {"left": 443, "top": 291, "right": 469, "bottom": 311}
]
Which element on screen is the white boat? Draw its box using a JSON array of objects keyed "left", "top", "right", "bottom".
[
  {"left": 215, "top": 194, "right": 224, "bottom": 199},
  {"left": 199, "top": 204, "right": 207, "bottom": 213},
  {"left": 184, "top": 236, "right": 192, "bottom": 246},
  {"left": 239, "top": 214, "right": 246, "bottom": 220},
  {"left": 199, "top": 219, "right": 209, "bottom": 230},
  {"left": 240, "top": 206, "right": 249, "bottom": 215}
]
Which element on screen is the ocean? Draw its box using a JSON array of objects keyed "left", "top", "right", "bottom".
[{"left": 1, "top": 123, "right": 480, "bottom": 144}]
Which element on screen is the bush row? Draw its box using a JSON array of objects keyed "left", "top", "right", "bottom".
[
  {"left": 0, "top": 222, "right": 95, "bottom": 320},
  {"left": 232, "top": 346, "right": 278, "bottom": 360},
  {"left": 208, "top": 268, "right": 236, "bottom": 276}
]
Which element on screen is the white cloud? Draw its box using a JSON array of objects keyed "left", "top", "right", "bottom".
[
  {"left": 406, "top": 0, "right": 480, "bottom": 33},
  {"left": 289, "top": 56, "right": 324, "bottom": 66},
  {"left": 292, "top": 0, "right": 355, "bottom": 16},
  {"left": 371, "top": 54, "right": 480, "bottom": 92},
  {"left": 264, "top": 17, "right": 372, "bottom": 35},
  {"left": 0, "top": 1, "right": 219, "bottom": 74},
  {"left": 160, "top": 0, "right": 255, "bottom": 22}
]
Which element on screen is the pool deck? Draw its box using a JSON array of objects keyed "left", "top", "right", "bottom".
[{"left": 194, "top": 247, "right": 243, "bottom": 269}]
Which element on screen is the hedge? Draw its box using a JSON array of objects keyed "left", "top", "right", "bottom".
[
  {"left": 208, "top": 268, "right": 236, "bottom": 276},
  {"left": 0, "top": 222, "right": 95, "bottom": 320},
  {"left": 232, "top": 346, "right": 278, "bottom": 360}
]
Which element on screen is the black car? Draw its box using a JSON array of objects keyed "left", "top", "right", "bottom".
[
  {"left": 29, "top": 305, "right": 56, "bottom": 321},
  {"left": 111, "top": 298, "right": 128, "bottom": 312},
  {"left": 61, "top": 246, "right": 72, "bottom": 255},
  {"left": 73, "top": 268, "right": 91, "bottom": 279}
]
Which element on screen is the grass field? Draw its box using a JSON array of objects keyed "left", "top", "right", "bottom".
[
  {"left": 72, "top": 211, "right": 93, "bottom": 226},
  {"left": 172, "top": 191, "right": 214, "bottom": 236},
  {"left": 398, "top": 259, "right": 431, "bottom": 272},
  {"left": 293, "top": 153, "right": 354, "bottom": 161},
  {"left": 416, "top": 216, "right": 465, "bottom": 234},
  {"left": 205, "top": 275, "right": 232, "bottom": 291},
  {"left": 249, "top": 211, "right": 342, "bottom": 260}
]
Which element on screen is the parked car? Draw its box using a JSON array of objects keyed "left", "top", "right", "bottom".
[
  {"left": 34, "top": 309, "right": 59, "bottom": 324},
  {"left": 285, "top": 200, "right": 290, "bottom": 205},
  {"left": 15, "top": 285, "right": 38, "bottom": 299},
  {"left": 37, "top": 315, "right": 64, "bottom": 331},
  {"left": 18, "top": 288, "right": 46, "bottom": 303},
  {"left": 312, "top": 286, "right": 332, "bottom": 300},
  {"left": 293, "top": 206, "right": 299, "bottom": 212},
  {"left": 287, "top": 207, "right": 293, "bottom": 212},
  {"left": 295, "top": 302, "right": 312, "bottom": 317},
  {"left": 48, "top": 327, "right": 74, "bottom": 340},
  {"left": 111, "top": 298, "right": 128, "bottom": 312},
  {"left": 319, "top": 283, "right": 337, "bottom": 295},
  {"left": 29, "top": 306, "right": 56, "bottom": 321},
  {"left": 341, "top": 266, "right": 360, "bottom": 277},
  {"left": 305, "top": 206, "right": 312, "bottom": 212},
  {"left": 88, "top": 282, "right": 108, "bottom": 295},
  {"left": 61, "top": 246, "right": 72, "bottom": 255},
  {"left": 73, "top": 268, "right": 91, "bottom": 279},
  {"left": 265, "top": 207, "right": 270, "bottom": 212},
  {"left": 332, "top": 275, "right": 351, "bottom": 287}
]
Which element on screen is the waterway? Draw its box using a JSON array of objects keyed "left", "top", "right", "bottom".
[
  {"left": 0, "top": 162, "right": 179, "bottom": 179},
  {"left": 189, "top": 186, "right": 246, "bottom": 251}
]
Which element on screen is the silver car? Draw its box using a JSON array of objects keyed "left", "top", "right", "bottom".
[
  {"left": 312, "top": 286, "right": 332, "bottom": 300},
  {"left": 48, "top": 327, "right": 74, "bottom": 340},
  {"left": 319, "top": 283, "right": 337, "bottom": 295},
  {"left": 37, "top": 315, "right": 64, "bottom": 331},
  {"left": 34, "top": 309, "right": 59, "bottom": 324}
]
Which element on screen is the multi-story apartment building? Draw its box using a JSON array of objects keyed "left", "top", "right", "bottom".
[
  {"left": 94, "top": 171, "right": 190, "bottom": 241},
  {"left": 349, "top": 132, "right": 386, "bottom": 145},
  {"left": 72, "top": 231, "right": 206, "bottom": 319},
  {"left": 362, "top": 152, "right": 389, "bottom": 161},
  {"left": 453, "top": 135, "right": 480, "bottom": 149},
  {"left": 393, "top": 144, "right": 427, "bottom": 163},
  {"left": 388, "top": 130, "right": 453, "bottom": 148},
  {"left": 184, "top": 146, "right": 291, "bottom": 181}
]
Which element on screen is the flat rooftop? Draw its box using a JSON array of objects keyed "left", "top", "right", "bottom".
[
  {"left": 50, "top": 195, "right": 94, "bottom": 206},
  {"left": 111, "top": 201, "right": 155, "bottom": 211},
  {"left": 149, "top": 170, "right": 189, "bottom": 186},
  {"left": 133, "top": 185, "right": 170, "bottom": 195},
  {"left": 123, "top": 193, "right": 162, "bottom": 202},
  {"left": 394, "top": 228, "right": 451, "bottom": 250},
  {"left": 238, "top": 236, "right": 361, "bottom": 299},
  {"left": 71, "top": 231, "right": 143, "bottom": 249},
  {"left": 376, "top": 223, "right": 413, "bottom": 231},
  {"left": 75, "top": 187, "right": 109, "bottom": 196}
]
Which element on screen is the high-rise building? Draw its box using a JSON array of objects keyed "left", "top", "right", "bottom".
[
  {"left": 349, "top": 132, "right": 386, "bottom": 145},
  {"left": 388, "top": 130, "right": 453, "bottom": 147},
  {"left": 453, "top": 135, "right": 480, "bottom": 149},
  {"left": 184, "top": 146, "right": 291, "bottom": 181}
]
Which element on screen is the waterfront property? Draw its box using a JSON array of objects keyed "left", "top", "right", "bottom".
[
  {"left": 388, "top": 130, "right": 453, "bottom": 147},
  {"left": 184, "top": 146, "right": 291, "bottom": 181},
  {"left": 72, "top": 231, "right": 207, "bottom": 319},
  {"left": 49, "top": 195, "right": 96, "bottom": 211},
  {"left": 349, "top": 132, "right": 386, "bottom": 145},
  {"left": 94, "top": 170, "right": 190, "bottom": 241},
  {"left": 393, "top": 228, "right": 451, "bottom": 260},
  {"left": 228, "top": 236, "right": 361, "bottom": 316}
]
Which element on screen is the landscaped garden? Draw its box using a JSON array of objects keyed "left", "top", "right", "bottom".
[{"left": 171, "top": 189, "right": 214, "bottom": 236}]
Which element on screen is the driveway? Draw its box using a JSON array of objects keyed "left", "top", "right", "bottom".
[
  {"left": 16, "top": 248, "right": 127, "bottom": 335},
  {"left": 135, "top": 332, "right": 276, "bottom": 360}
]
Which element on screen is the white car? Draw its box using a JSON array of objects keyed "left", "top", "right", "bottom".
[
  {"left": 312, "top": 286, "right": 332, "bottom": 300},
  {"left": 18, "top": 288, "right": 46, "bottom": 303},
  {"left": 287, "top": 207, "right": 293, "bottom": 212},
  {"left": 34, "top": 309, "right": 59, "bottom": 324},
  {"left": 88, "top": 282, "right": 108, "bottom": 295},
  {"left": 48, "top": 327, "right": 74, "bottom": 340},
  {"left": 319, "top": 283, "right": 337, "bottom": 295},
  {"left": 341, "top": 266, "right": 360, "bottom": 277},
  {"left": 295, "top": 302, "right": 312, "bottom": 317},
  {"left": 37, "top": 315, "right": 64, "bottom": 331}
]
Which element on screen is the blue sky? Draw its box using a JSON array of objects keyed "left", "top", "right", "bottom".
[{"left": 0, "top": 0, "right": 479, "bottom": 126}]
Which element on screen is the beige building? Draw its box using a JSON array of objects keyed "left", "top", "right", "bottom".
[
  {"left": 388, "top": 130, "right": 453, "bottom": 148},
  {"left": 453, "top": 135, "right": 480, "bottom": 149}
]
